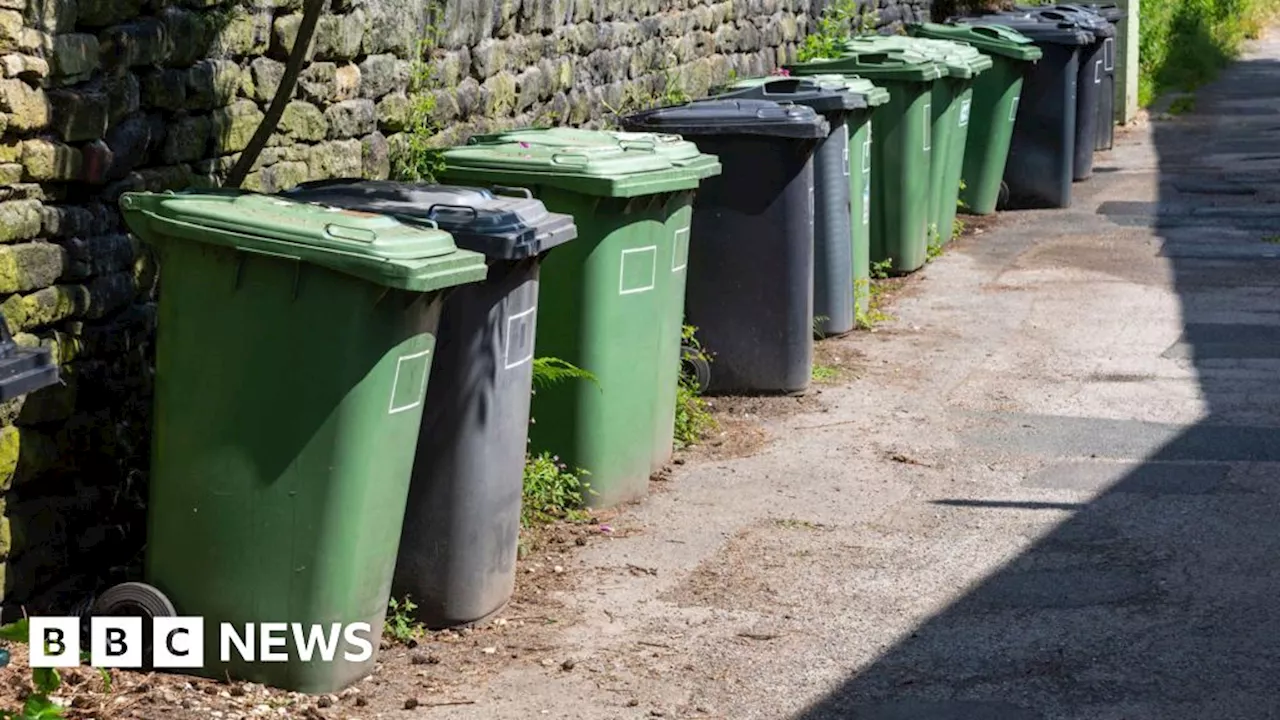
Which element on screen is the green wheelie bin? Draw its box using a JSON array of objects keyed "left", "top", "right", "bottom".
[
  {"left": 116, "top": 191, "right": 487, "bottom": 693},
  {"left": 463, "top": 127, "right": 720, "bottom": 473},
  {"left": 842, "top": 36, "right": 992, "bottom": 245},
  {"left": 437, "top": 140, "right": 709, "bottom": 506},
  {"left": 788, "top": 47, "right": 943, "bottom": 274},
  {"left": 910, "top": 22, "right": 1043, "bottom": 216}
]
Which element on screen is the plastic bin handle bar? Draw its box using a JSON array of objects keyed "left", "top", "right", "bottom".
[
  {"left": 324, "top": 223, "right": 378, "bottom": 243},
  {"left": 550, "top": 152, "right": 592, "bottom": 166},
  {"left": 1039, "top": 9, "right": 1071, "bottom": 21},
  {"left": 618, "top": 139, "right": 658, "bottom": 151},
  {"left": 425, "top": 203, "right": 481, "bottom": 222},
  {"left": 972, "top": 26, "right": 1004, "bottom": 39},
  {"left": 491, "top": 185, "right": 534, "bottom": 199},
  {"left": 387, "top": 213, "right": 441, "bottom": 231}
]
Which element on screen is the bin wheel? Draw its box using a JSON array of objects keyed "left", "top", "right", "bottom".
[
  {"left": 680, "top": 345, "right": 711, "bottom": 393},
  {"left": 90, "top": 582, "right": 176, "bottom": 619},
  {"left": 997, "top": 180, "right": 1011, "bottom": 210},
  {"left": 87, "top": 583, "right": 175, "bottom": 666}
]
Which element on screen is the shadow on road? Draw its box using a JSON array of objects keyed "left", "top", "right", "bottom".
[{"left": 792, "top": 53, "right": 1280, "bottom": 720}]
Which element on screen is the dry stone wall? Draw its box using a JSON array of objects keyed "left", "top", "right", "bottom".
[{"left": 0, "top": 0, "right": 928, "bottom": 615}]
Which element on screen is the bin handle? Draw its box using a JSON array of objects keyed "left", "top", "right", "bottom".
[
  {"left": 425, "top": 203, "right": 480, "bottom": 222},
  {"left": 550, "top": 152, "right": 591, "bottom": 166},
  {"left": 972, "top": 25, "right": 1003, "bottom": 39},
  {"left": 387, "top": 213, "right": 440, "bottom": 230},
  {"left": 491, "top": 185, "right": 534, "bottom": 199},
  {"left": 618, "top": 139, "right": 657, "bottom": 151}
]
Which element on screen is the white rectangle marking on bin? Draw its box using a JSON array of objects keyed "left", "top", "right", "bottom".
[
  {"left": 504, "top": 305, "right": 537, "bottom": 370},
  {"left": 840, "top": 132, "right": 851, "bottom": 177},
  {"left": 862, "top": 136, "right": 872, "bottom": 174},
  {"left": 959, "top": 98, "right": 972, "bottom": 127},
  {"left": 388, "top": 349, "right": 432, "bottom": 415},
  {"left": 1094, "top": 59, "right": 1102, "bottom": 84},
  {"left": 1009, "top": 96, "right": 1020, "bottom": 123},
  {"left": 619, "top": 245, "right": 658, "bottom": 295},
  {"left": 672, "top": 227, "right": 690, "bottom": 272},
  {"left": 1104, "top": 37, "right": 1114, "bottom": 71}
]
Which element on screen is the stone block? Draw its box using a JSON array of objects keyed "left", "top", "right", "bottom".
[
  {"left": 39, "top": 203, "right": 92, "bottom": 238},
  {"left": 21, "top": 139, "right": 81, "bottom": 181},
  {"left": 76, "top": 0, "right": 140, "bottom": 27},
  {"left": 103, "top": 72, "right": 138, "bottom": 124},
  {"left": 358, "top": 53, "right": 408, "bottom": 99},
  {"left": 62, "top": 233, "right": 133, "bottom": 279},
  {"left": 324, "top": 98, "right": 374, "bottom": 139},
  {"left": 0, "top": 285, "right": 87, "bottom": 330},
  {"left": 46, "top": 31, "right": 96, "bottom": 80},
  {"left": 278, "top": 100, "right": 326, "bottom": 141},
  {"left": 162, "top": 114, "right": 209, "bottom": 163},
  {"left": 47, "top": 87, "right": 108, "bottom": 142},
  {"left": 361, "top": 0, "right": 417, "bottom": 56},
  {"left": 185, "top": 59, "right": 241, "bottom": 111},
  {"left": 375, "top": 91, "right": 409, "bottom": 132},
  {"left": 335, "top": 63, "right": 360, "bottom": 100},
  {"left": 99, "top": 18, "right": 169, "bottom": 69},
  {"left": 212, "top": 7, "right": 270, "bottom": 57},
  {"left": 297, "top": 61, "right": 335, "bottom": 103},
  {"left": 306, "top": 138, "right": 361, "bottom": 180},
  {"left": 258, "top": 160, "right": 307, "bottom": 192},
  {"left": 0, "top": 79, "right": 48, "bottom": 131},
  {"left": 480, "top": 71, "right": 516, "bottom": 117},
  {"left": 141, "top": 68, "right": 186, "bottom": 111},
  {"left": 161, "top": 7, "right": 214, "bottom": 67},
  {"left": 210, "top": 99, "right": 262, "bottom": 154},
  {"left": 0, "top": 9, "right": 21, "bottom": 51},
  {"left": 249, "top": 56, "right": 283, "bottom": 101},
  {"left": 24, "top": 0, "right": 76, "bottom": 34},
  {"left": 360, "top": 131, "right": 388, "bottom": 179},
  {"left": 0, "top": 53, "right": 47, "bottom": 83},
  {"left": 312, "top": 10, "right": 363, "bottom": 60},
  {"left": 0, "top": 242, "right": 66, "bottom": 294},
  {"left": 103, "top": 114, "right": 159, "bottom": 180}
]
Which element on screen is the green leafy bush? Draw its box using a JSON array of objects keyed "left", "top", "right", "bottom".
[
  {"left": 522, "top": 453, "right": 591, "bottom": 527},
  {"left": 1139, "top": 0, "right": 1280, "bottom": 105},
  {"left": 673, "top": 325, "right": 716, "bottom": 449},
  {"left": 798, "top": 0, "right": 881, "bottom": 62}
]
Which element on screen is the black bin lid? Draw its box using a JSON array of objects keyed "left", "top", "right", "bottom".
[
  {"left": 712, "top": 78, "right": 869, "bottom": 115},
  {"left": 1033, "top": 6, "right": 1118, "bottom": 36},
  {"left": 284, "top": 180, "right": 578, "bottom": 260},
  {"left": 621, "top": 99, "right": 831, "bottom": 139},
  {"left": 0, "top": 317, "right": 58, "bottom": 402},
  {"left": 963, "top": 14, "right": 1096, "bottom": 46}
]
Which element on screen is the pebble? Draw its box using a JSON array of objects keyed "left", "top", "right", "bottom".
[
  {"left": 404, "top": 698, "right": 420, "bottom": 709},
  {"left": 553, "top": 565, "right": 564, "bottom": 573},
  {"left": 560, "top": 658, "right": 576, "bottom": 671},
  {"left": 482, "top": 646, "right": 497, "bottom": 654}
]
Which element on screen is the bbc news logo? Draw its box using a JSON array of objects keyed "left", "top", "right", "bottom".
[{"left": 28, "top": 618, "right": 375, "bottom": 668}]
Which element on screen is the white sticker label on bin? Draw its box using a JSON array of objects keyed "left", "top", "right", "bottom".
[
  {"left": 1104, "top": 37, "right": 1115, "bottom": 71},
  {"left": 672, "top": 227, "right": 690, "bottom": 272},
  {"left": 959, "top": 98, "right": 972, "bottom": 128},
  {"left": 619, "top": 246, "right": 658, "bottom": 295},
  {"left": 388, "top": 349, "right": 431, "bottom": 414},
  {"left": 862, "top": 186, "right": 871, "bottom": 226},
  {"left": 1009, "top": 96, "right": 1021, "bottom": 123},
  {"left": 504, "top": 305, "right": 537, "bottom": 370},
  {"left": 923, "top": 102, "right": 932, "bottom": 152}
]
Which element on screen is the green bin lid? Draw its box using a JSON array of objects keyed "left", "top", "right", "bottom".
[
  {"left": 439, "top": 141, "right": 702, "bottom": 198},
  {"left": 908, "top": 22, "right": 1043, "bottom": 61},
  {"left": 119, "top": 191, "right": 488, "bottom": 292},
  {"left": 841, "top": 36, "right": 993, "bottom": 78},
  {"left": 787, "top": 47, "right": 945, "bottom": 83},
  {"left": 466, "top": 127, "right": 722, "bottom": 180}
]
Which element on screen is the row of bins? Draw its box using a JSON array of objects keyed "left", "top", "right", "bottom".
[{"left": 104, "top": 4, "right": 1126, "bottom": 695}]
